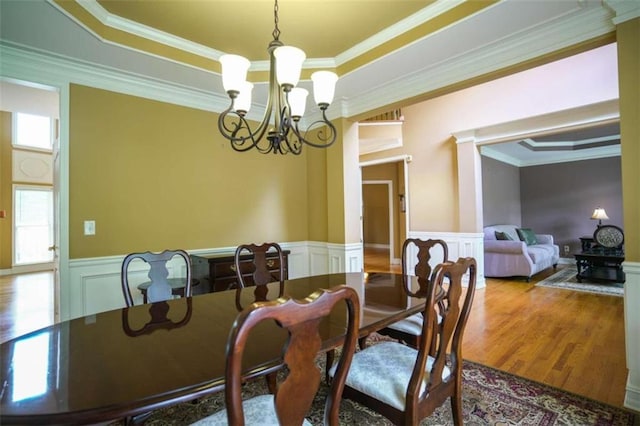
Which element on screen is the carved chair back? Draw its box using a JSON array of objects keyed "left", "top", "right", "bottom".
[
  {"left": 121, "top": 249, "right": 192, "bottom": 307},
  {"left": 224, "top": 285, "right": 360, "bottom": 426}
]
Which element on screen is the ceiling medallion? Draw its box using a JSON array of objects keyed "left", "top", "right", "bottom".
[{"left": 217, "top": 0, "right": 338, "bottom": 155}]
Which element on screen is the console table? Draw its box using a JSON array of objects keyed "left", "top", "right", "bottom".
[
  {"left": 191, "top": 251, "right": 289, "bottom": 293},
  {"left": 574, "top": 252, "right": 625, "bottom": 284}
]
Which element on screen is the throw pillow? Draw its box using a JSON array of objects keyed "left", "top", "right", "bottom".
[
  {"left": 516, "top": 228, "right": 538, "bottom": 245},
  {"left": 495, "top": 231, "right": 513, "bottom": 241}
]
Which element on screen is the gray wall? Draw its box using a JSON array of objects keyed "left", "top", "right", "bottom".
[
  {"left": 482, "top": 156, "right": 623, "bottom": 259},
  {"left": 482, "top": 156, "right": 521, "bottom": 226}
]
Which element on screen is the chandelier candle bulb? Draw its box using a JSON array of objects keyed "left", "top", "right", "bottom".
[
  {"left": 274, "top": 46, "right": 306, "bottom": 87},
  {"left": 219, "top": 54, "right": 250, "bottom": 93},
  {"left": 311, "top": 71, "right": 338, "bottom": 106},
  {"left": 234, "top": 82, "right": 253, "bottom": 115},
  {"left": 289, "top": 88, "right": 308, "bottom": 118}
]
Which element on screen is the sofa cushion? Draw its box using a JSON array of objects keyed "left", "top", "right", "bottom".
[
  {"left": 484, "top": 225, "right": 520, "bottom": 241},
  {"left": 517, "top": 228, "right": 538, "bottom": 245},
  {"left": 495, "top": 231, "right": 513, "bottom": 241},
  {"left": 527, "top": 244, "right": 556, "bottom": 263}
]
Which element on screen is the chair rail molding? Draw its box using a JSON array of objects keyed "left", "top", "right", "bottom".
[
  {"left": 407, "top": 230, "right": 485, "bottom": 289},
  {"left": 67, "top": 241, "right": 363, "bottom": 319}
]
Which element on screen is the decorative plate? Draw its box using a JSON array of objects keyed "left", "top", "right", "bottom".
[{"left": 593, "top": 225, "right": 624, "bottom": 248}]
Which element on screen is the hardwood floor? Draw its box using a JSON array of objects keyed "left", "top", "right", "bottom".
[
  {"left": 0, "top": 271, "right": 54, "bottom": 344},
  {"left": 0, "top": 251, "right": 629, "bottom": 410},
  {"left": 364, "top": 247, "right": 627, "bottom": 409}
]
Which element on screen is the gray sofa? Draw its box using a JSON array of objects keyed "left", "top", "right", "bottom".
[{"left": 483, "top": 224, "right": 559, "bottom": 281}]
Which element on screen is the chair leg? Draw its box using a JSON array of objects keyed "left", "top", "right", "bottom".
[
  {"left": 265, "top": 372, "right": 277, "bottom": 394},
  {"left": 325, "top": 349, "right": 335, "bottom": 384},
  {"left": 358, "top": 336, "right": 367, "bottom": 350},
  {"left": 451, "top": 388, "right": 463, "bottom": 426}
]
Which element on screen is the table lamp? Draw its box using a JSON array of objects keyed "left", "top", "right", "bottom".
[{"left": 591, "top": 207, "right": 609, "bottom": 228}]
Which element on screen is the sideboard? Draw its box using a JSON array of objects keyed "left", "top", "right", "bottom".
[{"left": 191, "top": 251, "right": 290, "bottom": 293}]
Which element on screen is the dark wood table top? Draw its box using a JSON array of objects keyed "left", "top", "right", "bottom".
[{"left": 0, "top": 272, "right": 427, "bottom": 425}]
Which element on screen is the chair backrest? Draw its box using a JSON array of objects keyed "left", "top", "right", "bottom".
[
  {"left": 225, "top": 285, "right": 360, "bottom": 426},
  {"left": 234, "top": 242, "right": 285, "bottom": 289},
  {"left": 407, "top": 257, "right": 477, "bottom": 420},
  {"left": 121, "top": 249, "right": 192, "bottom": 307},
  {"left": 401, "top": 238, "right": 448, "bottom": 297},
  {"left": 122, "top": 298, "right": 193, "bottom": 337}
]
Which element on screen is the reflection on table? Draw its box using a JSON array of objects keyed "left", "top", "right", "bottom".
[{"left": 0, "top": 272, "right": 427, "bottom": 425}]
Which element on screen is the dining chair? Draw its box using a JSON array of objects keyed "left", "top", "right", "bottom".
[
  {"left": 121, "top": 249, "right": 193, "bottom": 307},
  {"left": 234, "top": 242, "right": 286, "bottom": 289},
  {"left": 376, "top": 238, "right": 448, "bottom": 348},
  {"left": 329, "top": 257, "right": 477, "bottom": 426},
  {"left": 191, "top": 285, "right": 360, "bottom": 426}
]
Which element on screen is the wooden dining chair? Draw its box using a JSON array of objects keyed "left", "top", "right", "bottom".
[
  {"left": 191, "top": 285, "right": 360, "bottom": 426},
  {"left": 329, "top": 257, "right": 477, "bottom": 426},
  {"left": 121, "top": 249, "right": 192, "bottom": 307},
  {"left": 376, "top": 238, "right": 448, "bottom": 348},
  {"left": 234, "top": 242, "right": 286, "bottom": 289}
]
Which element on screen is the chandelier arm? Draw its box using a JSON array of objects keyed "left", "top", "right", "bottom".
[
  {"left": 291, "top": 110, "right": 338, "bottom": 148},
  {"left": 218, "top": 86, "right": 279, "bottom": 151},
  {"left": 217, "top": 0, "right": 337, "bottom": 155},
  {"left": 218, "top": 108, "right": 266, "bottom": 152}
]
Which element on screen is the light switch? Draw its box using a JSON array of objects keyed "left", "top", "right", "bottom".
[{"left": 84, "top": 220, "right": 96, "bottom": 236}]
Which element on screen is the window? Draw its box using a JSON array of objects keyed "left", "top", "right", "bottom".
[
  {"left": 14, "top": 187, "right": 54, "bottom": 265},
  {"left": 13, "top": 112, "right": 53, "bottom": 151}
]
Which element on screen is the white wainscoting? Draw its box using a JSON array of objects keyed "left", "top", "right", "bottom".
[
  {"left": 407, "top": 231, "right": 486, "bottom": 289},
  {"left": 67, "top": 241, "right": 364, "bottom": 319},
  {"left": 624, "top": 261, "right": 640, "bottom": 412}
]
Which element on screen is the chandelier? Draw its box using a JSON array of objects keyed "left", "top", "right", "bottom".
[{"left": 217, "top": 0, "right": 338, "bottom": 155}]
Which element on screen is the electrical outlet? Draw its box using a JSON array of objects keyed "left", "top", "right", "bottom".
[
  {"left": 84, "top": 220, "right": 96, "bottom": 236},
  {"left": 563, "top": 245, "right": 570, "bottom": 254}
]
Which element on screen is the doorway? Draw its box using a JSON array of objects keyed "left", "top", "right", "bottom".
[
  {"left": 360, "top": 156, "right": 410, "bottom": 273},
  {"left": 0, "top": 80, "right": 60, "bottom": 336},
  {"left": 362, "top": 181, "right": 394, "bottom": 271}
]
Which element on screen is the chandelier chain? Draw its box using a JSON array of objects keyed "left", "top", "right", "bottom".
[{"left": 272, "top": 0, "right": 280, "bottom": 41}]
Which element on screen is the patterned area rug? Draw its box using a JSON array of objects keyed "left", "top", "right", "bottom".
[
  {"left": 535, "top": 266, "right": 624, "bottom": 296},
  {"left": 110, "top": 344, "right": 636, "bottom": 425}
]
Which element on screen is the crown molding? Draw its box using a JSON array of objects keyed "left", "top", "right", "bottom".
[
  {"left": 0, "top": 42, "right": 228, "bottom": 113},
  {"left": 334, "top": 0, "right": 467, "bottom": 66},
  {"left": 603, "top": 0, "right": 640, "bottom": 24},
  {"left": 481, "top": 144, "right": 621, "bottom": 167},
  {"left": 73, "top": 0, "right": 223, "bottom": 60},
  {"left": 453, "top": 99, "right": 620, "bottom": 167},
  {"left": 65, "top": 0, "right": 463, "bottom": 72},
  {"left": 343, "top": 4, "right": 615, "bottom": 118}
]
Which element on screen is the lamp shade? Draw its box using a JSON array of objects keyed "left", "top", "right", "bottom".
[
  {"left": 234, "top": 81, "right": 254, "bottom": 113},
  {"left": 591, "top": 208, "right": 609, "bottom": 220},
  {"left": 220, "top": 54, "right": 251, "bottom": 93},
  {"left": 288, "top": 87, "right": 308, "bottom": 117},
  {"left": 274, "top": 46, "right": 305, "bottom": 87},
  {"left": 311, "top": 70, "right": 338, "bottom": 106}
]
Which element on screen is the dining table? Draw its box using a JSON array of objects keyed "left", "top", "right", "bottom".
[{"left": 0, "top": 272, "right": 429, "bottom": 425}]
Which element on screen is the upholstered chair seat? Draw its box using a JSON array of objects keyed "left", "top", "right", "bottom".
[
  {"left": 191, "top": 394, "right": 312, "bottom": 426},
  {"left": 329, "top": 341, "right": 450, "bottom": 411},
  {"left": 385, "top": 312, "right": 442, "bottom": 336}
]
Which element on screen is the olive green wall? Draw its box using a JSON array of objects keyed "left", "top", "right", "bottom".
[
  {"left": 306, "top": 143, "right": 329, "bottom": 242},
  {"left": 69, "top": 84, "right": 321, "bottom": 259},
  {"left": 0, "top": 112, "right": 12, "bottom": 269},
  {"left": 618, "top": 17, "right": 639, "bottom": 262}
]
